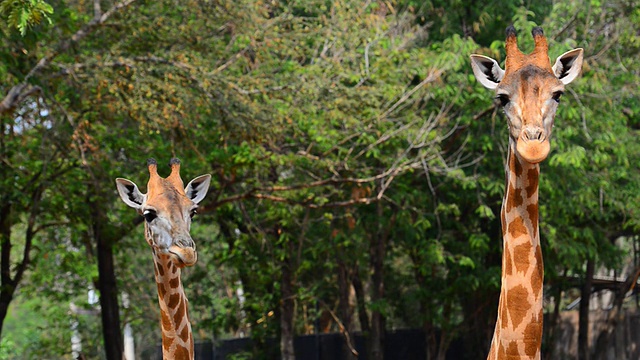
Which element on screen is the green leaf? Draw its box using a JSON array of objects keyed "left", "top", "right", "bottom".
[{"left": 475, "top": 204, "right": 495, "bottom": 219}]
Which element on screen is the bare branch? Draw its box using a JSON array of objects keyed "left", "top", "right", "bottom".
[
  {"left": 568, "top": 87, "right": 591, "bottom": 141},
  {"left": 378, "top": 68, "right": 444, "bottom": 121},
  {"left": 33, "top": 221, "right": 72, "bottom": 234},
  {"left": 224, "top": 81, "right": 289, "bottom": 95},
  {"left": 0, "top": 85, "right": 42, "bottom": 115},
  {"left": 210, "top": 190, "right": 380, "bottom": 210},
  {"left": 317, "top": 299, "right": 359, "bottom": 357},
  {"left": 25, "top": 0, "right": 137, "bottom": 82},
  {"left": 94, "top": 0, "right": 102, "bottom": 18},
  {"left": 207, "top": 159, "right": 428, "bottom": 211},
  {"left": 0, "top": 0, "right": 138, "bottom": 115},
  {"left": 209, "top": 47, "right": 250, "bottom": 76},
  {"left": 12, "top": 183, "right": 44, "bottom": 290},
  {"left": 351, "top": 117, "right": 419, "bottom": 161},
  {"left": 473, "top": 105, "right": 497, "bottom": 121}
]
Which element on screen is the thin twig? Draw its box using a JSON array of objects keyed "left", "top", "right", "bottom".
[
  {"left": 317, "top": 299, "right": 359, "bottom": 357},
  {"left": 378, "top": 68, "right": 443, "bottom": 121}
]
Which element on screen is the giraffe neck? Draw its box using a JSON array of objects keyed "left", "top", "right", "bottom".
[
  {"left": 151, "top": 249, "right": 194, "bottom": 360},
  {"left": 488, "top": 145, "right": 544, "bottom": 360}
]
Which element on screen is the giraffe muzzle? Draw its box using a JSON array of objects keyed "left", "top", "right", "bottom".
[
  {"left": 168, "top": 236, "right": 197, "bottom": 267},
  {"left": 168, "top": 245, "right": 198, "bottom": 267},
  {"left": 516, "top": 127, "right": 550, "bottom": 164}
]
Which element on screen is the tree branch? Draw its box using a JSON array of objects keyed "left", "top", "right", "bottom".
[
  {"left": 0, "top": 0, "right": 138, "bottom": 115},
  {"left": 317, "top": 299, "right": 359, "bottom": 357},
  {"left": 378, "top": 68, "right": 444, "bottom": 121}
]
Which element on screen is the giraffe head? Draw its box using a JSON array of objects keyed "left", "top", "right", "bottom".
[
  {"left": 116, "top": 158, "right": 211, "bottom": 268},
  {"left": 470, "top": 26, "right": 584, "bottom": 164}
]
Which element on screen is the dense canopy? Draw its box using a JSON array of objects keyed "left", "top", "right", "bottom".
[{"left": 0, "top": 0, "right": 639, "bottom": 359}]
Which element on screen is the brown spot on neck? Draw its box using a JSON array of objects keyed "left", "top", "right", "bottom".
[
  {"left": 514, "top": 155, "right": 524, "bottom": 177},
  {"left": 523, "top": 320, "right": 543, "bottom": 356},
  {"left": 161, "top": 310, "right": 173, "bottom": 334},
  {"left": 169, "top": 276, "right": 180, "bottom": 289},
  {"left": 158, "top": 283, "right": 168, "bottom": 298},
  {"left": 174, "top": 301, "right": 187, "bottom": 334},
  {"left": 508, "top": 217, "right": 528, "bottom": 239},
  {"left": 525, "top": 168, "right": 539, "bottom": 198},
  {"left": 173, "top": 345, "right": 192, "bottom": 359},
  {"left": 503, "top": 340, "right": 520, "bottom": 358},
  {"left": 512, "top": 242, "right": 532, "bottom": 273},
  {"left": 504, "top": 245, "right": 513, "bottom": 276},
  {"left": 179, "top": 317, "right": 190, "bottom": 340},
  {"left": 527, "top": 204, "right": 539, "bottom": 238},
  {"left": 531, "top": 248, "right": 544, "bottom": 296},
  {"left": 168, "top": 293, "right": 181, "bottom": 309},
  {"left": 506, "top": 284, "right": 530, "bottom": 329},
  {"left": 505, "top": 183, "right": 524, "bottom": 214}
]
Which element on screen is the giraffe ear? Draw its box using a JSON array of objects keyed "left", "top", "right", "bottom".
[
  {"left": 115, "top": 178, "right": 145, "bottom": 210},
  {"left": 185, "top": 174, "right": 211, "bottom": 204},
  {"left": 552, "top": 48, "right": 584, "bottom": 85},
  {"left": 470, "top": 54, "right": 505, "bottom": 90}
]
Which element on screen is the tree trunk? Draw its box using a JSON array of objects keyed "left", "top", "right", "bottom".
[
  {"left": 543, "top": 283, "right": 564, "bottom": 360},
  {"left": 337, "top": 257, "right": 357, "bottom": 360},
  {"left": 280, "top": 238, "right": 295, "bottom": 360},
  {"left": 435, "top": 301, "right": 452, "bottom": 360},
  {"left": 0, "top": 189, "right": 40, "bottom": 341},
  {"left": 0, "top": 203, "right": 13, "bottom": 340},
  {"left": 578, "top": 257, "right": 595, "bottom": 360},
  {"left": 88, "top": 183, "right": 123, "bottom": 360},
  {"left": 369, "top": 248, "right": 384, "bottom": 360},
  {"left": 423, "top": 321, "right": 437, "bottom": 360},
  {"left": 368, "top": 202, "right": 394, "bottom": 360},
  {"left": 94, "top": 216, "right": 124, "bottom": 360},
  {"left": 218, "top": 217, "right": 278, "bottom": 357},
  {"left": 413, "top": 264, "right": 437, "bottom": 359},
  {"left": 613, "top": 299, "right": 626, "bottom": 360},
  {"left": 0, "top": 250, "right": 14, "bottom": 341},
  {"left": 0, "top": 291, "right": 12, "bottom": 341},
  {"left": 598, "top": 264, "right": 640, "bottom": 360},
  {"left": 352, "top": 266, "right": 370, "bottom": 334},
  {"left": 369, "top": 303, "right": 385, "bottom": 360}
]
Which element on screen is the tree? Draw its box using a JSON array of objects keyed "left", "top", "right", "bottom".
[{"left": 1, "top": 1, "right": 639, "bottom": 359}]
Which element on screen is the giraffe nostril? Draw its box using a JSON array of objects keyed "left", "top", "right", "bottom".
[
  {"left": 174, "top": 236, "right": 195, "bottom": 249},
  {"left": 524, "top": 127, "right": 545, "bottom": 141}
]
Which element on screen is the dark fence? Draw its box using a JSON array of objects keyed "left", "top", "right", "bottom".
[{"left": 155, "top": 329, "right": 466, "bottom": 359}]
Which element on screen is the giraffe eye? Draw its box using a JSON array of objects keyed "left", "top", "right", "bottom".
[
  {"left": 143, "top": 209, "right": 157, "bottom": 222},
  {"left": 552, "top": 91, "right": 564, "bottom": 103},
  {"left": 496, "top": 94, "right": 510, "bottom": 107},
  {"left": 190, "top": 209, "right": 198, "bottom": 219}
]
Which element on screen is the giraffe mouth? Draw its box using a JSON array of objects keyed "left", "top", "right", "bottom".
[
  {"left": 168, "top": 245, "right": 198, "bottom": 267},
  {"left": 516, "top": 138, "right": 550, "bottom": 164}
]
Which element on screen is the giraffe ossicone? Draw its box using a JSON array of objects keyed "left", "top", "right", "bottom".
[
  {"left": 471, "top": 27, "right": 583, "bottom": 360},
  {"left": 116, "top": 158, "right": 211, "bottom": 360}
]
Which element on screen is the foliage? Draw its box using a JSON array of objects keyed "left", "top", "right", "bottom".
[
  {"left": 0, "top": 0, "right": 638, "bottom": 358},
  {"left": 0, "top": 0, "right": 53, "bottom": 35}
]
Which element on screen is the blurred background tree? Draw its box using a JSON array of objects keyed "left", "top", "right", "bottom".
[{"left": 0, "top": 0, "right": 638, "bottom": 359}]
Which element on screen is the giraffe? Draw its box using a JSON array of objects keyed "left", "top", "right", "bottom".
[
  {"left": 115, "top": 158, "right": 211, "bottom": 360},
  {"left": 470, "top": 26, "right": 583, "bottom": 359}
]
